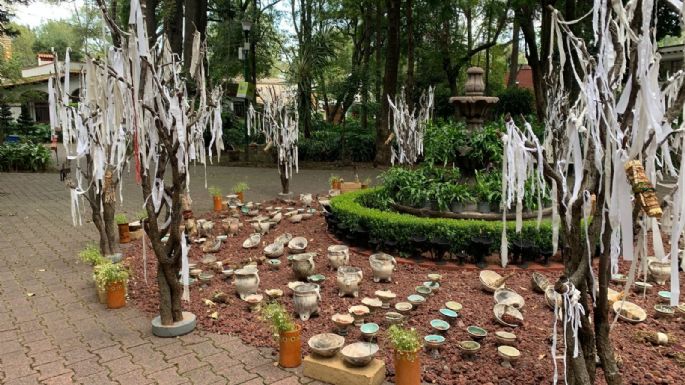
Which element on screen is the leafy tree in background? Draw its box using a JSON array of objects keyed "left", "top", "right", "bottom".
[
  {"left": 33, "top": 20, "right": 85, "bottom": 61},
  {"left": 16, "top": 104, "right": 34, "bottom": 135},
  {"left": 0, "top": 0, "right": 29, "bottom": 36},
  {"left": 0, "top": 98, "right": 14, "bottom": 142}
]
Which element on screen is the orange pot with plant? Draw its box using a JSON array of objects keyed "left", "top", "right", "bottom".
[
  {"left": 233, "top": 182, "right": 249, "bottom": 203},
  {"left": 209, "top": 186, "right": 223, "bottom": 212},
  {"left": 115, "top": 214, "right": 130, "bottom": 243},
  {"left": 96, "top": 263, "right": 129, "bottom": 309},
  {"left": 107, "top": 281, "right": 127, "bottom": 309},
  {"left": 388, "top": 325, "right": 422, "bottom": 385},
  {"left": 329, "top": 175, "right": 342, "bottom": 190},
  {"left": 262, "top": 302, "right": 301, "bottom": 368}
]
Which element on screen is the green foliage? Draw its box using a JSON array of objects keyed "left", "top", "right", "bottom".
[
  {"left": 16, "top": 104, "right": 34, "bottom": 135},
  {"left": 387, "top": 325, "right": 421, "bottom": 353},
  {"left": 33, "top": 19, "right": 85, "bottom": 61},
  {"left": 261, "top": 302, "right": 296, "bottom": 334},
  {"left": 232, "top": 182, "right": 249, "bottom": 193},
  {"left": 424, "top": 119, "right": 503, "bottom": 169},
  {"left": 328, "top": 174, "right": 342, "bottom": 185},
  {"left": 94, "top": 262, "right": 129, "bottom": 287},
  {"left": 474, "top": 170, "right": 502, "bottom": 208},
  {"left": 79, "top": 244, "right": 107, "bottom": 266},
  {"left": 208, "top": 186, "right": 222, "bottom": 197},
  {"left": 298, "top": 120, "right": 375, "bottom": 162},
  {"left": 136, "top": 210, "right": 148, "bottom": 220},
  {"left": 0, "top": 97, "right": 14, "bottom": 142},
  {"left": 330, "top": 189, "right": 553, "bottom": 253},
  {"left": 114, "top": 214, "right": 128, "bottom": 225},
  {"left": 0, "top": 142, "right": 51, "bottom": 171},
  {"left": 495, "top": 87, "right": 534, "bottom": 117},
  {"left": 379, "top": 165, "right": 466, "bottom": 210}
]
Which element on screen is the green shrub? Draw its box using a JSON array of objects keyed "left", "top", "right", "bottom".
[
  {"left": 330, "top": 188, "right": 553, "bottom": 253},
  {"left": 261, "top": 302, "right": 296, "bottom": 334},
  {"left": 114, "top": 214, "right": 128, "bottom": 225},
  {"left": 298, "top": 120, "right": 375, "bottom": 162},
  {"left": 0, "top": 142, "right": 51, "bottom": 171},
  {"left": 495, "top": 87, "right": 534, "bottom": 117},
  {"left": 79, "top": 244, "right": 107, "bottom": 265},
  {"left": 424, "top": 119, "right": 503, "bottom": 169},
  {"left": 387, "top": 325, "right": 421, "bottom": 353},
  {"left": 95, "top": 262, "right": 129, "bottom": 287}
]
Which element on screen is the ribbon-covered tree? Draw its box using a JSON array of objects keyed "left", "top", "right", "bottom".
[{"left": 500, "top": 2, "right": 685, "bottom": 384}]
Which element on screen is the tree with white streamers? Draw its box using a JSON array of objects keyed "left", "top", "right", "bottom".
[
  {"left": 386, "top": 87, "right": 434, "bottom": 165},
  {"left": 247, "top": 88, "right": 299, "bottom": 195},
  {"left": 501, "top": 2, "right": 685, "bottom": 384},
  {"left": 51, "top": 0, "right": 223, "bottom": 326}
]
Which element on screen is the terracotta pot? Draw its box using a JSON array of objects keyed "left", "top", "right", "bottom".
[
  {"left": 394, "top": 349, "right": 421, "bottom": 385},
  {"left": 332, "top": 180, "right": 342, "bottom": 190},
  {"left": 213, "top": 195, "right": 223, "bottom": 212},
  {"left": 237, "top": 191, "right": 244, "bottom": 202},
  {"left": 117, "top": 223, "right": 130, "bottom": 244},
  {"left": 106, "top": 281, "right": 126, "bottom": 309},
  {"left": 278, "top": 324, "right": 302, "bottom": 368}
]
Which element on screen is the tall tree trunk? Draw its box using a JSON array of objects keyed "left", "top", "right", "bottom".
[
  {"left": 374, "top": 0, "right": 383, "bottom": 118},
  {"left": 110, "top": 0, "right": 121, "bottom": 48},
  {"left": 517, "top": 8, "right": 545, "bottom": 121},
  {"left": 374, "top": 0, "right": 400, "bottom": 166},
  {"left": 405, "top": 0, "right": 414, "bottom": 106},
  {"left": 143, "top": 0, "right": 159, "bottom": 48},
  {"left": 360, "top": 13, "right": 372, "bottom": 130},
  {"left": 507, "top": 18, "right": 520, "bottom": 88},
  {"left": 163, "top": 0, "right": 184, "bottom": 55},
  {"left": 250, "top": 0, "right": 257, "bottom": 85},
  {"left": 279, "top": 163, "right": 290, "bottom": 194},
  {"left": 297, "top": 0, "right": 313, "bottom": 138}
]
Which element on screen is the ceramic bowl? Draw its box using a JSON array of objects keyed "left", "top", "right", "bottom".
[
  {"left": 497, "top": 345, "right": 521, "bottom": 362},
  {"left": 395, "top": 302, "right": 413, "bottom": 313},
  {"left": 654, "top": 304, "right": 675, "bottom": 318},
  {"left": 360, "top": 323, "right": 380, "bottom": 340},
  {"left": 265, "top": 289, "right": 283, "bottom": 299},
  {"left": 427, "top": 273, "right": 442, "bottom": 283},
  {"left": 190, "top": 268, "right": 202, "bottom": 278},
  {"left": 416, "top": 285, "right": 432, "bottom": 296},
  {"left": 658, "top": 291, "right": 672, "bottom": 303},
  {"left": 632, "top": 281, "right": 654, "bottom": 294},
  {"left": 361, "top": 297, "right": 383, "bottom": 310},
  {"left": 308, "top": 333, "right": 345, "bottom": 357},
  {"left": 267, "top": 259, "right": 282, "bottom": 269},
  {"left": 221, "top": 269, "right": 234, "bottom": 279},
  {"left": 612, "top": 300, "right": 647, "bottom": 323},
  {"left": 340, "top": 342, "right": 379, "bottom": 367},
  {"left": 430, "top": 319, "right": 450, "bottom": 333},
  {"left": 407, "top": 294, "right": 425, "bottom": 307},
  {"left": 494, "top": 331, "right": 517, "bottom": 346},
  {"left": 308, "top": 274, "right": 326, "bottom": 284},
  {"left": 467, "top": 326, "right": 487, "bottom": 340},
  {"left": 445, "top": 301, "right": 463, "bottom": 312},
  {"left": 198, "top": 272, "right": 214, "bottom": 282},
  {"left": 384, "top": 312, "right": 404, "bottom": 326},
  {"left": 423, "top": 281, "right": 440, "bottom": 293},
  {"left": 611, "top": 274, "right": 627, "bottom": 284},
  {"left": 494, "top": 288, "right": 525, "bottom": 309},
  {"left": 457, "top": 340, "right": 481, "bottom": 356},
  {"left": 424, "top": 334, "right": 445, "bottom": 349},
  {"left": 439, "top": 308, "right": 458, "bottom": 323},
  {"left": 332, "top": 313, "right": 355, "bottom": 327}
]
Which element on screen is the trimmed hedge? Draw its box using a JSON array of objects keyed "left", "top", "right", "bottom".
[{"left": 330, "top": 188, "right": 553, "bottom": 254}]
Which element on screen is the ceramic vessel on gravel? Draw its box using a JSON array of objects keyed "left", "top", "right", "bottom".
[
  {"left": 337, "top": 266, "right": 363, "bottom": 297},
  {"left": 369, "top": 252, "right": 396, "bottom": 283},
  {"left": 293, "top": 283, "right": 320, "bottom": 321},
  {"left": 292, "top": 253, "right": 316, "bottom": 280},
  {"left": 327, "top": 245, "right": 350, "bottom": 269},
  {"left": 234, "top": 268, "right": 260, "bottom": 300}
]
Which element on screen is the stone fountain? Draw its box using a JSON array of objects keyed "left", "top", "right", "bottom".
[{"left": 449, "top": 67, "right": 499, "bottom": 131}]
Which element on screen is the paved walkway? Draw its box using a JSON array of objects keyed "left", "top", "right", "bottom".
[{"left": 0, "top": 167, "right": 381, "bottom": 385}]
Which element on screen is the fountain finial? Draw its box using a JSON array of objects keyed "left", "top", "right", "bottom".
[
  {"left": 464, "top": 67, "right": 486, "bottom": 96},
  {"left": 449, "top": 66, "right": 498, "bottom": 131}
]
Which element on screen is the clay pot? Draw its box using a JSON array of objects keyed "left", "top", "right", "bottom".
[
  {"left": 293, "top": 283, "right": 320, "bottom": 321},
  {"left": 648, "top": 260, "right": 671, "bottom": 285},
  {"left": 118, "top": 223, "right": 130, "bottom": 244},
  {"left": 106, "top": 281, "right": 126, "bottom": 309},
  {"left": 292, "top": 253, "right": 316, "bottom": 280},
  {"left": 234, "top": 268, "right": 260, "bottom": 300},
  {"left": 394, "top": 349, "right": 421, "bottom": 385},
  {"left": 278, "top": 324, "right": 302, "bottom": 368},
  {"left": 332, "top": 180, "right": 342, "bottom": 190},
  {"left": 237, "top": 191, "right": 245, "bottom": 203},
  {"left": 337, "top": 266, "right": 363, "bottom": 298},
  {"left": 213, "top": 195, "right": 223, "bottom": 212},
  {"left": 369, "top": 253, "right": 396, "bottom": 283},
  {"left": 327, "top": 245, "right": 349, "bottom": 269}
]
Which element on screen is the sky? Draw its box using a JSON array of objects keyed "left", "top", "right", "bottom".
[{"left": 12, "top": 0, "right": 84, "bottom": 28}]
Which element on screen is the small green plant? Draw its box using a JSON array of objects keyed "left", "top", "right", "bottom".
[
  {"left": 114, "top": 213, "right": 128, "bottom": 225},
  {"left": 136, "top": 210, "right": 148, "bottom": 220},
  {"left": 94, "top": 262, "right": 129, "bottom": 287},
  {"left": 79, "top": 244, "right": 107, "bottom": 265},
  {"left": 232, "top": 182, "right": 249, "bottom": 193},
  {"left": 329, "top": 175, "right": 342, "bottom": 185},
  {"left": 363, "top": 177, "right": 372, "bottom": 186},
  {"left": 387, "top": 324, "right": 421, "bottom": 352},
  {"left": 261, "top": 302, "right": 296, "bottom": 334},
  {"left": 208, "top": 186, "right": 222, "bottom": 196}
]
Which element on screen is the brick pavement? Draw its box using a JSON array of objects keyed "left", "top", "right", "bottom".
[{"left": 0, "top": 168, "right": 380, "bottom": 385}]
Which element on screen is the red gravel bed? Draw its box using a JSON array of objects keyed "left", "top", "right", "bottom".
[{"left": 123, "top": 201, "right": 685, "bottom": 385}]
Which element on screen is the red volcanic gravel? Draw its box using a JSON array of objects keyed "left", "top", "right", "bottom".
[{"left": 123, "top": 200, "right": 685, "bottom": 385}]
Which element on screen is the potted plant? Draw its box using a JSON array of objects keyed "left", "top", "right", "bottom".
[
  {"left": 232, "top": 182, "right": 249, "bottom": 202},
  {"left": 361, "top": 177, "right": 372, "bottom": 189},
  {"left": 261, "top": 302, "right": 301, "bottom": 368},
  {"left": 387, "top": 324, "right": 422, "bottom": 385},
  {"left": 79, "top": 244, "right": 107, "bottom": 266},
  {"left": 208, "top": 186, "right": 223, "bottom": 212},
  {"left": 329, "top": 175, "right": 343, "bottom": 190},
  {"left": 96, "top": 262, "right": 129, "bottom": 309},
  {"left": 115, "top": 214, "right": 130, "bottom": 243}
]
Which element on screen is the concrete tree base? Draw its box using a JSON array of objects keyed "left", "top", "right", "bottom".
[
  {"left": 303, "top": 355, "right": 385, "bottom": 385},
  {"left": 151, "top": 311, "right": 196, "bottom": 337}
]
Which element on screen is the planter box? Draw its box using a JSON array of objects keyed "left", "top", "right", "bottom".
[
  {"left": 340, "top": 182, "right": 363, "bottom": 194},
  {"left": 303, "top": 355, "right": 385, "bottom": 385}
]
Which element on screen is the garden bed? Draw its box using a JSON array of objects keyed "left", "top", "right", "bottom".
[{"left": 122, "top": 198, "right": 685, "bottom": 384}]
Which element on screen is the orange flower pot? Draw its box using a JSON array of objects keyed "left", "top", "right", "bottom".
[
  {"left": 213, "top": 195, "right": 223, "bottom": 212},
  {"left": 106, "top": 281, "right": 127, "bottom": 309},
  {"left": 278, "top": 324, "right": 302, "bottom": 368},
  {"left": 332, "top": 181, "right": 342, "bottom": 190},
  {"left": 236, "top": 191, "right": 244, "bottom": 203},
  {"left": 117, "top": 223, "right": 130, "bottom": 243},
  {"left": 394, "top": 349, "right": 421, "bottom": 385}
]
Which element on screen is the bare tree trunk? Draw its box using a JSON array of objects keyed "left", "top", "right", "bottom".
[
  {"left": 110, "top": 0, "right": 121, "bottom": 48},
  {"left": 374, "top": 0, "right": 383, "bottom": 120},
  {"left": 143, "top": 0, "right": 159, "bottom": 48},
  {"left": 405, "top": 0, "right": 414, "bottom": 106},
  {"left": 375, "top": 0, "right": 400, "bottom": 166},
  {"left": 507, "top": 18, "right": 519, "bottom": 88},
  {"left": 279, "top": 163, "right": 290, "bottom": 194},
  {"left": 163, "top": 0, "right": 184, "bottom": 55}
]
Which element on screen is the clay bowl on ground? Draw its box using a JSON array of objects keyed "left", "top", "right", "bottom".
[
  {"left": 427, "top": 273, "right": 442, "bottom": 283},
  {"left": 274, "top": 232, "right": 293, "bottom": 245},
  {"left": 633, "top": 281, "right": 654, "bottom": 294},
  {"left": 308, "top": 274, "right": 326, "bottom": 285},
  {"left": 308, "top": 333, "right": 345, "bottom": 358},
  {"left": 611, "top": 274, "right": 627, "bottom": 284},
  {"left": 340, "top": 342, "right": 379, "bottom": 367},
  {"left": 361, "top": 297, "right": 383, "bottom": 311},
  {"left": 384, "top": 312, "right": 404, "bottom": 326},
  {"left": 407, "top": 295, "right": 425, "bottom": 308},
  {"left": 267, "top": 259, "right": 282, "bottom": 270},
  {"left": 467, "top": 326, "right": 487, "bottom": 340},
  {"left": 445, "top": 301, "right": 462, "bottom": 313},
  {"left": 493, "top": 304, "right": 524, "bottom": 327},
  {"left": 264, "top": 243, "right": 284, "bottom": 258},
  {"left": 612, "top": 300, "right": 647, "bottom": 323},
  {"left": 395, "top": 302, "right": 413, "bottom": 314},
  {"left": 416, "top": 285, "right": 432, "bottom": 296},
  {"left": 531, "top": 272, "right": 551, "bottom": 293},
  {"left": 658, "top": 291, "right": 672, "bottom": 303},
  {"left": 479, "top": 270, "right": 505, "bottom": 293},
  {"left": 457, "top": 341, "right": 481, "bottom": 357},
  {"left": 439, "top": 308, "right": 458, "bottom": 324},
  {"left": 544, "top": 287, "right": 562, "bottom": 310},
  {"left": 242, "top": 233, "right": 261, "bottom": 249},
  {"left": 495, "top": 331, "right": 517, "bottom": 346},
  {"left": 190, "top": 268, "right": 202, "bottom": 278},
  {"left": 494, "top": 288, "right": 525, "bottom": 309},
  {"left": 654, "top": 304, "right": 675, "bottom": 318},
  {"left": 498, "top": 345, "right": 521, "bottom": 363},
  {"left": 265, "top": 289, "right": 283, "bottom": 299},
  {"left": 423, "top": 281, "right": 440, "bottom": 293},
  {"left": 430, "top": 319, "right": 450, "bottom": 334},
  {"left": 360, "top": 323, "right": 380, "bottom": 341},
  {"left": 287, "top": 237, "right": 308, "bottom": 253},
  {"left": 221, "top": 269, "right": 234, "bottom": 279},
  {"left": 424, "top": 334, "right": 445, "bottom": 350}
]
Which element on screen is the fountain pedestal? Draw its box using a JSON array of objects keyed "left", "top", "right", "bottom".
[{"left": 449, "top": 67, "right": 499, "bottom": 132}]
